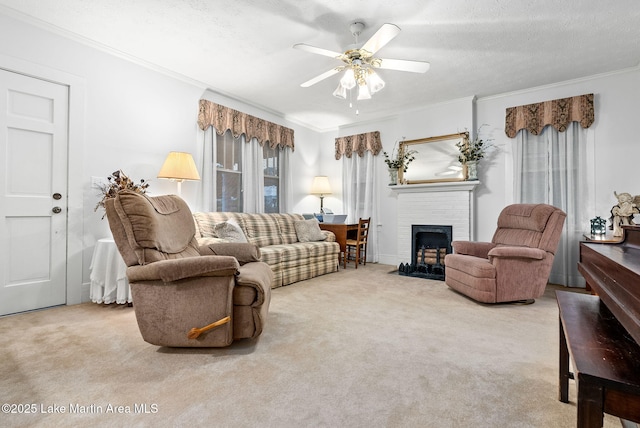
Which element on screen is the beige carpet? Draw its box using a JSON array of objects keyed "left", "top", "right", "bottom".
[{"left": 0, "top": 263, "right": 620, "bottom": 428}]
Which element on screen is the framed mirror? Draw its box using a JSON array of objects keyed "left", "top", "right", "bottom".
[{"left": 398, "top": 132, "right": 469, "bottom": 184}]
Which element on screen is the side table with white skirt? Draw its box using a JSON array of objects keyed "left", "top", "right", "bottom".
[{"left": 90, "top": 238, "right": 132, "bottom": 304}]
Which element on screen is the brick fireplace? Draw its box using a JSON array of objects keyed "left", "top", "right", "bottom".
[
  {"left": 399, "top": 224, "right": 453, "bottom": 280},
  {"left": 391, "top": 181, "right": 479, "bottom": 277}
]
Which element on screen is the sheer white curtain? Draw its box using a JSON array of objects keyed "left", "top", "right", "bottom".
[
  {"left": 196, "top": 127, "right": 215, "bottom": 212},
  {"left": 513, "top": 122, "right": 589, "bottom": 286},
  {"left": 242, "top": 136, "right": 264, "bottom": 213},
  {"left": 279, "top": 147, "right": 292, "bottom": 213},
  {"left": 342, "top": 151, "right": 378, "bottom": 263}
]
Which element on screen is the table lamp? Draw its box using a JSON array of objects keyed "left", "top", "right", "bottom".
[
  {"left": 310, "top": 176, "right": 332, "bottom": 214},
  {"left": 157, "top": 151, "right": 201, "bottom": 196}
]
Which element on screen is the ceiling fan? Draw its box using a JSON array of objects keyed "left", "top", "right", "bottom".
[{"left": 293, "top": 22, "right": 430, "bottom": 102}]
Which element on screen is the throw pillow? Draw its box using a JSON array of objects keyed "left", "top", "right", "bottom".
[
  {"left": 294, "top": 219, "right": 327, "bottom": 243},
  {"left": 213, "top": 220, "right": 248, "bottom": 243}
]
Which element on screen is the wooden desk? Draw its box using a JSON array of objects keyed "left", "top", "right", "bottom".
[
  {"left": 557, "top": 291, "right": 640, "bottom": 427},
  {"left": 319, "top": 223, "right": 358, "bottom": 265}
]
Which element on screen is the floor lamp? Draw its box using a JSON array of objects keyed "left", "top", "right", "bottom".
[{"left": 157, "top": 151, "right": 201, "bottom": 196}]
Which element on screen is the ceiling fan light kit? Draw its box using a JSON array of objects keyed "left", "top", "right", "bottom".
[
  {"left": 357, "top": 83, "right": 372, "bottom": 100},
  {"left": 367, "top": 69, "right": 385, "bottom": 93},
  {"left": 293, "top": 21, "right": 430, "bottom": 111},
  {"left": 340, "top": 68, "right": 357, "bottom": 90},
  {"left": 332, "top": 83, "right": 347, "bottom": 99}
]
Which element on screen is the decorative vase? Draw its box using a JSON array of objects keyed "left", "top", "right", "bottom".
[
  {"left": 466, "top": 161, "right": 478, "bottom": 181},
  {"left": 388, "top": 168, "right": 399, "bottom": 186}
]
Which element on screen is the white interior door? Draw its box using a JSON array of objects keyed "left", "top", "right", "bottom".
[{"left": 0, "top": 69, "right": 69, "bottom": 316}]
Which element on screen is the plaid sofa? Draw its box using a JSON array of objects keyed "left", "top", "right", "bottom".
[{"left": 192, "top": 212, "right": 340, "bottom": 288}]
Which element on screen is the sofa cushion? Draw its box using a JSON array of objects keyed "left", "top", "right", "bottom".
[
  {"left": 193, "top": 212, "right": 245, "bottom": 238},
  {"left": 275, "top": 213, "right": 304, "bottom": 244},
  {"left": 257, "top": 245, "right": 284, "bottom": 266},
  {"left": 298, "top": 241, "right": 339, "bottom": 257},
  {"left": 294, "top": 219, "right": 327, "bottom": 243},
  {"left": 279, "top": 244, "right": 311, "bottom": 263},
  {"left": 444, "top": 254, "right": 496, "bottom": 279},
  {"left": 242, "top": 214, "right": 283, "bottom": 247},
  {"left": 213, "top": 220, "right": 247, "bottom": 243}
]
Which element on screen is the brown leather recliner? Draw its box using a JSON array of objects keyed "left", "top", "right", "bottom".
[
  {"left": 105, "top": 190, "right": 272, "bottom": 347},
  {"left": 444, "top": 204, "right": 566, "bottom": 304}
]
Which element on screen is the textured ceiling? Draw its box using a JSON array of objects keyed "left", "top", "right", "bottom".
[{"left": 1, "top": 0, "right": 639, "bottom": 131}]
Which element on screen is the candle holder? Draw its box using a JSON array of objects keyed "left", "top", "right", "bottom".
[{"left": 590, "top": 216, "right": 607, "bottom": 235}]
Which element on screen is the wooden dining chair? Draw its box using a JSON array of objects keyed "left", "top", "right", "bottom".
[{"left": 344, "top": 217, "right": 370, "bottom": 269}]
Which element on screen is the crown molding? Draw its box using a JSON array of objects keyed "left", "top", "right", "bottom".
[
  {"left": 0, "top": 7, "right": 325, "bottom": 133},
  {"left": 476, "top": 64, "right": 640, "bottom": 102}
]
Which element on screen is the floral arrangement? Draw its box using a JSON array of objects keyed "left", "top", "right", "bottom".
[
  {"left": 95, "top": 170, "right": 149, "bottom": 218},
  {"left": 383, "top": 139, "right": 418, "bottom": 173},
  {"left": 456, "top": 126, "right": 493, "bottom": 164}
]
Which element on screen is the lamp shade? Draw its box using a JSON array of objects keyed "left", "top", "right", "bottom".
[
  {"left": 357, "top": 84, "right": 372, "bottom": 100},
  {"left": 310, "top": 176, "right": 332, "bottom": 195},
  {"left": 368, "top": 70, "right": 385, "bottom": 94},
  {"left": 157, "top": 152, "right": 201, "bottom": 181},
  {"left": 333, "top": 82, "right": 347, "bottom": 99},
  {"left": 340, "top": 68, "right": 356, "bottom": 90}
]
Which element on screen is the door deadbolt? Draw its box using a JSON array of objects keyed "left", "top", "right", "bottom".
[
  {"left": 53, "top": 193, "right": 62, "bottom": 200},
  {"left": 52, "top": 207, "right": 62, "bottom": 214}
]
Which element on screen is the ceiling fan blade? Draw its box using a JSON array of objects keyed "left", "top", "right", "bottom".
[
  {"left": 300, "top": 68, "right": 343, "bottom": 87},
  {"left": 360, "top": 23, "right": 401, "bottom": 55},
  {"left": 377, "top": 58, "right": 431, "bottom": 73},
  {"left": 293, "top": 43, "right": 343, "bottom": 59}
]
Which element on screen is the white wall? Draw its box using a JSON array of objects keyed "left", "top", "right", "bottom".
[
  {"left": 2, "top": 10, "right": 638, "bottom": 302},
  {"left": 316, "top": 69, "right": 640, "bottom": 266},
  {"left": 0, "top": 13, "right": 198, "bottom": 300},
  {"left": 475, "top": 67, "right": 640, "bottom": 242},
  {"left": 0, "top": 12, "right": 325, "bottom": 301},
  {"left": 326, "top": 97, "right": 474, "bottom": 265}
]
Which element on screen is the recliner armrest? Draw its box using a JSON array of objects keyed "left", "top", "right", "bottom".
[
  {"left": 487, "top": 246, "right": 546, "bottom": 260},
  {"left": 451, "top": 241, "right": 496, "bottom": 259},
  {"left": 126, "top": 255, "right": 240, "bottom": 283},
  {"left": 235, "top": 262, "right": 273, "bottom": 307},
  {"left": 199, "top": 242, "right": 261, "bottom": 265}
]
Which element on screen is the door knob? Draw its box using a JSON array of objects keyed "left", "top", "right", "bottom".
[
  {"left": 53, "top": 193, "right": 62, "bottom": 200},
  {"left": 52, "top": 207, "right": 62, "bottom": 214}
]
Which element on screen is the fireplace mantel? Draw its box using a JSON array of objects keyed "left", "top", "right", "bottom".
[
  {"left": 394, "top": 181, "right": 479, "bottom": 266},
  {"left": 389, "top": 181, "right": 480, "bottom": 193}
]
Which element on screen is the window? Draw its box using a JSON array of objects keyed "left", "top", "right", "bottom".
[
  {"left": 263, "top": 145, "right": 279, "bottom": 213},
  {"left": 214, "top": 131, "right": 281, "bottom": 213},
  {"left": 216, "top": 130, "right": 242, "bottom": 212}
]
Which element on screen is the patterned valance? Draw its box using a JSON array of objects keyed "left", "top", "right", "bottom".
[
  {"left": 505, "top": 93, "right": 594, "bottom": 138},
  {"left": 335, "top": 131, "right": 382, "bottom": 160},
  {"left": 198, "top": 99, "right": 295, "bottom": 150}
]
